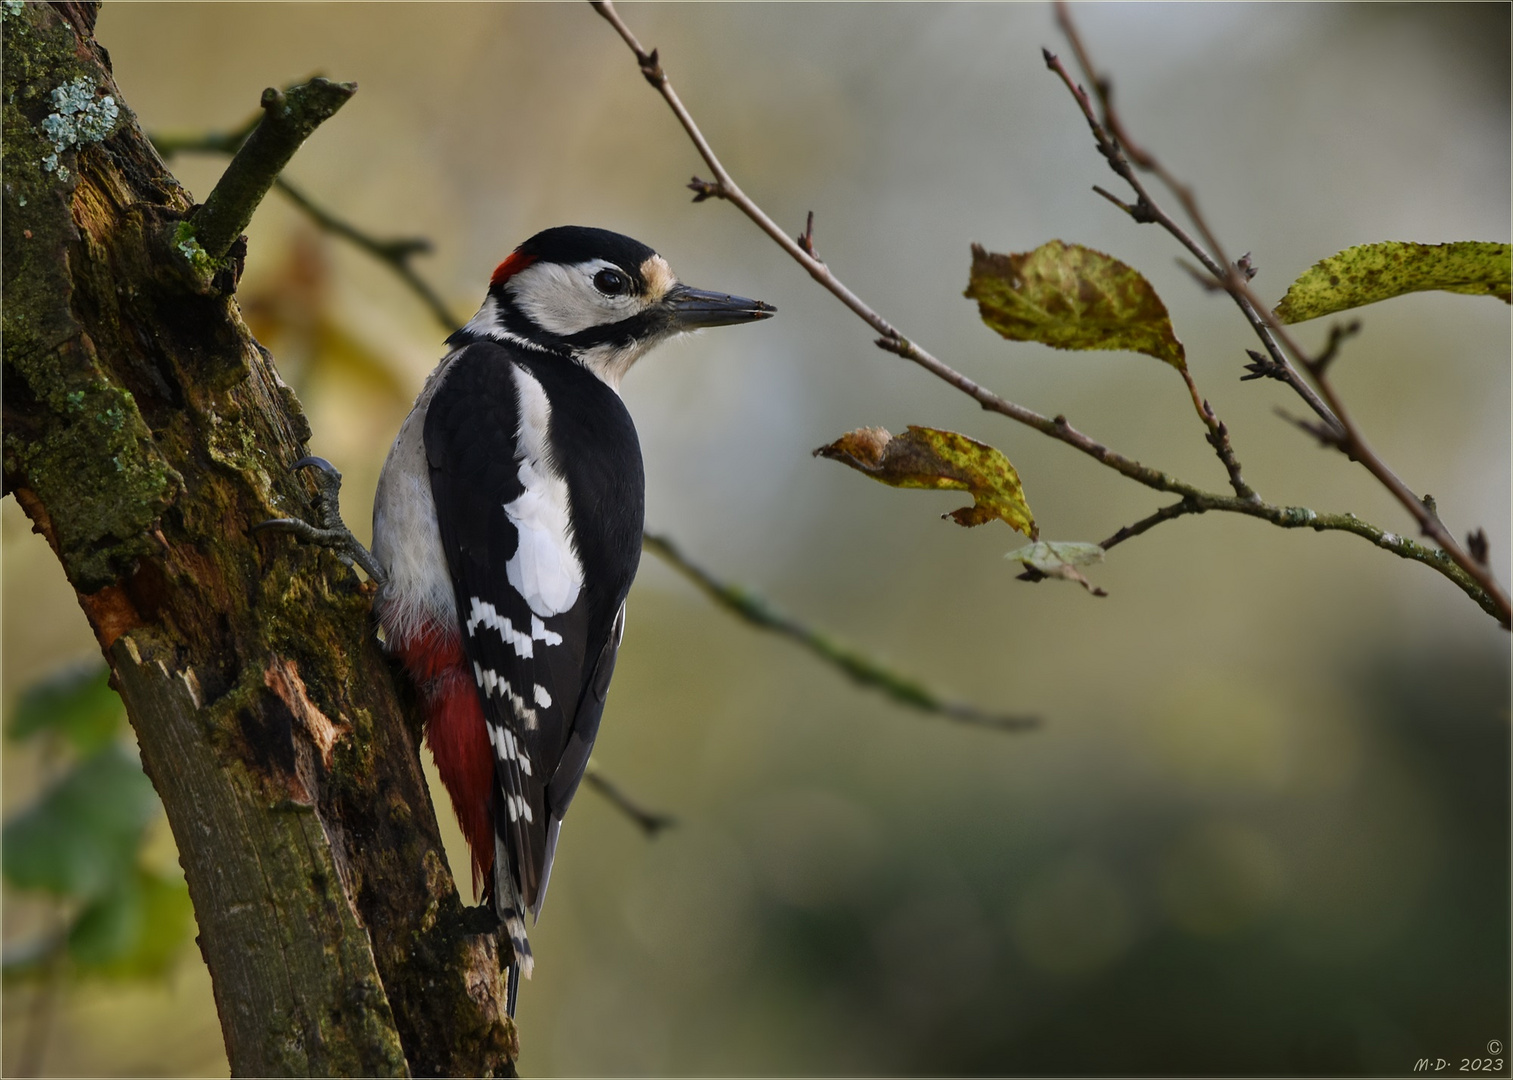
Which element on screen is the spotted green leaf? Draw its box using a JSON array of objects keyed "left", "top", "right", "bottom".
[
  {"left": 1274, "top": 241, "right": 1512, "bottom": 323},
  {"left": 814, "top": 425, "right": 1036, "bottom": 539},
  {"left": 966, "top": 240, "right": 1186, "bottom": 370}
]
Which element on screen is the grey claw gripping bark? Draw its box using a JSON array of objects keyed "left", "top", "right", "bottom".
[{"left": 255, "top": 455, "right": 387, "bottom": 584}]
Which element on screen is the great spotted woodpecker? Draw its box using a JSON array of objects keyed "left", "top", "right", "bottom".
[{"left": 263, "top": 226, "right": 773, "bottom": 1014}]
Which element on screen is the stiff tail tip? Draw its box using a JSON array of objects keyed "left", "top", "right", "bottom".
[
  {"left": 501, "top": 907, "right": 535, "bottom": 980},
  {"left": 501, "top": 908, "right": 532, "bottom": 1020}
]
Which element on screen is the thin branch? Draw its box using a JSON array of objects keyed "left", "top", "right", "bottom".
[
  {"left": 592, "top": 0, "right": 1506, "bottom": 627},
  {"left": 153, "top": 121, "right": 462, "bottom": 332},
  {"left": 642, "top": 533, "right": 1039, "bottom": 732},
  {"left": 1054, "top": 1, "right": 1229, "bottom": 267},
  {"left": 1275, "top": 407, "right": 1347, "bottom": 450},
  {"left": 1100, "top": 498, "right": 1202, "bottom": 551},
  {"left": 1040, "top": 43, "right": 1343, "bottom": 438},
  {"left": 582, "top": 761, "right": 675, "bottom": 836},
  {"left": 150, "top": 114, "right": 260, "bottom": 158},
  {"left": 273, "top": 178, "right": 460, "bottom": 331},
  {"left": 1237, "top": 275, "right": 1511, "bottom": 624},
  {"left": 1179, "top": 368, "right": 1255, "bottom": 501},
  {"left": 1306, "top": 319, "right": 1361, "bottom": 377},
  {"left": 1047, "top": 8, "right": 1510, "bottom": 629},
  {"left": 1105, "top": 494, "right": 1500, "bottom": 621},
  {"left": 797, "top": 210, "right": 820, "bottom": 259},
  {"left": 592, "top": 1, "right": 913, "bottom": 343},
  {"left": 190, "top": 78, "right": 356, "bottom": 260}
]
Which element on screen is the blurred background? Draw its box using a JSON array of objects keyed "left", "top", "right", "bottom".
[{"left": 3, "top": 3, "right": 1508, "bottom": 1075}]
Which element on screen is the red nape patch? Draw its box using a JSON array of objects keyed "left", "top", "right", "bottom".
[
  {"left": 425, "top": 666, "right": 497, "bottom": 897},
  {"left": 490, "top": 251, "right": 538, "bottom": 287}
]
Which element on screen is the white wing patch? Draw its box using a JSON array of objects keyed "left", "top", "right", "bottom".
[{"left": 503, "top": 365, "right": 583, "bottom": 618}]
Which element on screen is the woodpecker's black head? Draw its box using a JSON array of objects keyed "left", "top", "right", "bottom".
[{"left": 452, "top": 225, "right": 775, "bottom": 387}]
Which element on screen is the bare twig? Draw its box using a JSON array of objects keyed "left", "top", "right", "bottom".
[
  {"left": 1239, "top": 276, "right": 1511, "bottom": 623},
  {"left": 1048, "top": 7, "right": 1510, "bottom": 628},
  {"left": 1100, "top": 498, "right": 1202, "bottom": 552},
  {"left": 1302, "top": 319, "right": 1361, "bottom": 377},
  {"left": 1102, "top": 495, "right": 1500, "bottom": 620},
  {"left": 154, "top": 121, "right": 462, "bottom": 332},
  {"left": 582, "top": 761, "right": 675, "bottom": 836},
  {"left": 1040, "top": 43, "right": 1343, "bottom": 438},
  {"left": 273, "top": 178, "right": 460, "bottom": 331},
  {"left": 150, "top": 114, "right": 260, "bottom": 158},
  {"left": 190, "top": 78, "right": 356, "bottom": 260},
  {"left": 643, "top": 533, "right": 1038, "bottom": 731},
  {"left": 1276, "top": 407, "right": 1347, "bottom": 450},
  {"left": 1054, "top": 1, "right": 1229, "bottom": 267},
  {"left": 797, "top": 210, "right": 819, "bottom": 259},
  {"left": 592, "top": 0, "right": 1505, "bottom": 626},
  {"left": 1178, "top": 368, "right": 1255, "bottom": 501}
]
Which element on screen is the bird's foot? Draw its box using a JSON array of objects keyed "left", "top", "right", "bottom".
[{"left": 255, "top": 456, "right": 387, "bottom": 584}]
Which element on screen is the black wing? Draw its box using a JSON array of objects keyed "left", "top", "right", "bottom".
[{"left": 425, "top": 341, "right": 641, "bottom": 917}]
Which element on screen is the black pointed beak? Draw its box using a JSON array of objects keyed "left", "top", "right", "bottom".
[{"left": 665, "top": 285, "right": 776, "bottom": 330}]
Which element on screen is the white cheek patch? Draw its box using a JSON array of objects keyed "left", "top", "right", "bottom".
[
  {"left": 506, "top": 259, "right": 641, "bottom": 337},
  {"left": 502, "top": 365, "right": 583, "bottom": 618}
]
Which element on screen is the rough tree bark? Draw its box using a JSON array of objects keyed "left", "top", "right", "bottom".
[{"left": 2, "top": 4, "right": 516, "bottom": 1075}]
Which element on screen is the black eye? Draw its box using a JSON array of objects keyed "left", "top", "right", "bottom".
[{"left": 593, "top": 268, "right": 630, "bottom": 296}]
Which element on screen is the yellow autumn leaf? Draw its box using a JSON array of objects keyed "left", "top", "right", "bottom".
[{"left": 813, "top": 425, "right": 1036, "bottom": 539}]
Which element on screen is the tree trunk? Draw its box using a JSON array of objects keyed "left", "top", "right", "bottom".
[{"left": 2, "top": 4, "right": 516, "bottom": 1074}]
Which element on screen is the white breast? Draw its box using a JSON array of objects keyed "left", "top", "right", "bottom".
[{"left": 371, "top": 354, "right": 460, "bottom": 644}]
